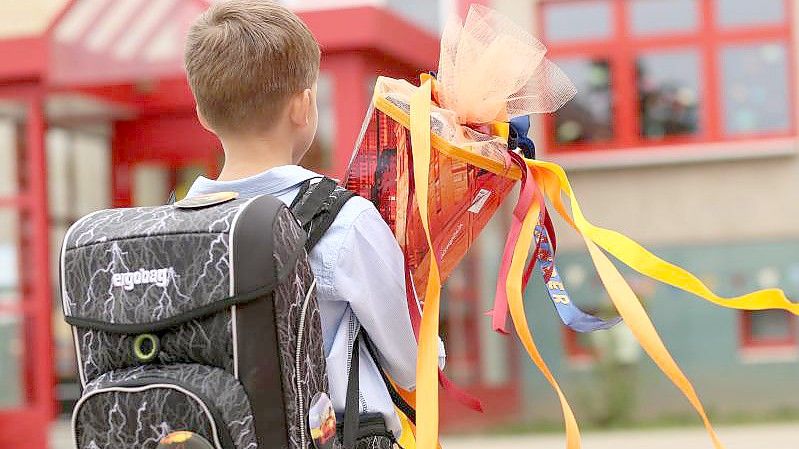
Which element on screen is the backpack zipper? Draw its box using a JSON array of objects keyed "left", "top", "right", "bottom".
[
  {"left": 72, "top": 382, "right": 227, "bottom": 449},
  {"left": 295, "top": 278, "right": 317, "bottom": 449}
]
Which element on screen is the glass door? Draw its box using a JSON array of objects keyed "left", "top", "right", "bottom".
[
  {"left": 0, "top": 95, "right": 53, "bottom": 449},
  {"left": 128, "top": 159, "right": 220, "bottom": 207},
  {"left": 48, "top": 125, "right": 112, "bottom": 416}
]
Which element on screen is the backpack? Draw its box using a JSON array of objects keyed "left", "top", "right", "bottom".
[{"left": 59, "top": 177, "right": 393, "bottom": 449}]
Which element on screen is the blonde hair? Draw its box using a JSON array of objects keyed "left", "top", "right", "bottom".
[{"left": 184, "top": 0, "right": 321, "bottom": 134}]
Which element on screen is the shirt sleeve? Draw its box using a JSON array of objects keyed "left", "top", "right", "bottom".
[{"left": 333, "top": 206, "right": 419, "bottom": 390}]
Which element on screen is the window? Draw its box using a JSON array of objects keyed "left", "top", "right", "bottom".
[
  {"left": 638, "top": 49, "right": 701, "bottom": 138},
  {"left": 564, "top": 327, "right": 596, "bottom": 364},
  {"left": 740, "top": 310, "right": 797, "bottom": 350},
  {"left": 47, "top": 127, "right": 112, "bottom": 386},
  {"left": 721, "top": 42, "right": 790, "bottom": 134},
  {"left": 630, "top": 0, "right": 698, "bottom": 36},
  {"left": 541, "top": 0, "right": 794, "bottom": 151},
  {"left": 717, "top": 0, "right": 785, "bottom": 28},
  {"left": 554, "top": 58, "right": 613, "bottom": 144},
  {"left": 544, "top": 1, "right": 613, "bottom": 42}
]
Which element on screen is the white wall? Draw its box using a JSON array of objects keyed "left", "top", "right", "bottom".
[
  {"left": 0, "top": 0, "right": 65, "bottom": 38},
  {"left": 550, "top": 153, "right": 799, "bottom": 250}
]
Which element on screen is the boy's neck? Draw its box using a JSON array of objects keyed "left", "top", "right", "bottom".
[{"left": 217, "top": 135, "right": 295, "bottom": 181}]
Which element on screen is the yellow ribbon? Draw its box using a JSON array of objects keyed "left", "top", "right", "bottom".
[
  {"left": 525, "top": 159, "right": 799, "bottom": 448},
  {"left": 529, "top": 160, "right": 799, "bottom": 315},
  {"left": 582, "top": 237, "right": 724, "bottom": 448},
  {"left": 398, "top": 411, "right": 417, "bottom": 449},
  {"left": 506, "top": 165, "right": 582, "bottom": 449},
  {"left": 409, "top": 79, "right": 442, "bottom": 449}
]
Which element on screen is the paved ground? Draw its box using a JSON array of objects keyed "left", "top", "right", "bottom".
[
  {"left": 441, "top": 423, "right": 799, "bottom": 449},
  {"left": 51, "top": 420, "right": 798, "bottom": 448}
]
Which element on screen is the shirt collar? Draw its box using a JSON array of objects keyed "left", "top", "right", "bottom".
[{"left": 187, "top": 165, "right": 321, "bottom": 198}]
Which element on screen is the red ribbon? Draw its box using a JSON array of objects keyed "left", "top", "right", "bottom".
[
  {"left": 522, "top": 208, "right": 557, "bottom": 288},
  {"left": 490, "top": 152, "right": 548, "bottom": 334}
]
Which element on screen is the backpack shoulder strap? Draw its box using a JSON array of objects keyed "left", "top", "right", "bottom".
[
  {"left": 290, "top": 177, "right": 356, "bottom": 252},
  {"left": 360, "top": 330, "right": 416, "bottom": 424}
]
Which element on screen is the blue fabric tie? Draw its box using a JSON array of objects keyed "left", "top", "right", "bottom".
[{"left": 509, "top": 116, "right": 536, "bottom": 159}]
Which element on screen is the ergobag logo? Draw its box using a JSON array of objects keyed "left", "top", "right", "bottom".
[{"left": 112, "top": 268, "right": 175, "bottom": 291}]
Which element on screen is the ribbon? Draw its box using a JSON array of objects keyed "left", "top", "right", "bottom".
[
  {"left": 530, "top": 160, "right": 799, "bottom": 316},
  {"left": 522, "top": 208, "right": 557, "bottom": 286},
  {"left": 523, "top": 159, "right": 799, "bottom": 449},
  {"left": 409, "top": 79, "right": 442, "bottom": 449},
  {"left": 490, "top": 151, "right": 540, "bottom": 334},
  {"left": 535, "top": 224, "right": 621, "bottom": 332},
  {"left": 403, "top": 118, "right": 484, "bottom": 414},
  {"left": 491, "top": 150, "right": 618, "bottom": 335},
  {"left": 504, "top": 162, "right": 582, "bottom": 449}
]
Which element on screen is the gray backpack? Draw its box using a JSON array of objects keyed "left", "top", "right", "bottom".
[{"left": 60, "top": 179, "right": 374, "bottom": 449}]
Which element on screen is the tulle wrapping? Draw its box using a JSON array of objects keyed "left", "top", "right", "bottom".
[
  {"left": 369, "top": 4, "right": 576, "bottom": 177},
  {"left": 436, "top": 4, "right": 576, "bottom": 122}
]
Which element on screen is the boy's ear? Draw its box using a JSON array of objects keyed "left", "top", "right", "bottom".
[{"left": 288, "top": 88, "right": 313, "bottom": 127}]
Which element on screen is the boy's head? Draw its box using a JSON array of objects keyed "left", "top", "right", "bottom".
[{"left": 185, "top": 0, "right": 320, "bottom": 161}]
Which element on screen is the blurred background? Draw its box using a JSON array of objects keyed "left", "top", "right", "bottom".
[{"left": 0, "top": 0, "right": 797, "bottom": 448}]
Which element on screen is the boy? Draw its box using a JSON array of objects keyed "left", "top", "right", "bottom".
[{"left": 183, "top": 0, "right": 440, "bottom": 443}]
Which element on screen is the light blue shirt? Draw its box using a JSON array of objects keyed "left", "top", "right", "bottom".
[{"left": 187, "top": 165, "right": 419, "bottom": 437}]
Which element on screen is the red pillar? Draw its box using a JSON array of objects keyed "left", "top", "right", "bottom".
[
  {"left": 28, "top": 93, "right": 55, "bottom": 421},
  {"left": 111, "top": 121, "right": 133, "bottom": 207},
  {"left": 324, "top": 53, "right": 370, "bottom": 179}
]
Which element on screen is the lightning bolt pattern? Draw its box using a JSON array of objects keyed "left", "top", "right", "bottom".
[
  {"left": 75, "top": 364, "right": 256, "bottom": 449},
  {"left": 62, "top": 201, "right": 244, "bottom": 324},
  {"left": 272, "top": 207, "right": 329, "bottom": 449},
  {"left": 76, "top": 312, "right": 234, "bottom": 382}
]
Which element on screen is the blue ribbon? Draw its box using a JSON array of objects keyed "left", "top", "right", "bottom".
[{"left": 536, "top": 224, "right": 622, "bottom": 333}]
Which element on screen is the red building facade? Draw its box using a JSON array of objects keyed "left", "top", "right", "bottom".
[{"left": 0, "top": 2, "right": 440, "bottom": 447}]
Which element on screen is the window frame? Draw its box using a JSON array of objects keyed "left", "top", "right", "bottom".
[
  {"left": 539, "top": 0, "right": 796, "bottom": 153},
  {"left": 739, "top": 310, "right": 798, "bottom": 350},
  {"left": 563, "top": 326, "right": 596, "bottom": 365}
]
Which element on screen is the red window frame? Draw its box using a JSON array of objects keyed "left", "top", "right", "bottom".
[
  {"left": 739, "top": 310, "right": 798, "bottom": 350},
  {"left": 539, "top": 0, "right": 796, "bottom": 153},
  {"left": 563, "top": 327, "right": 596, "bottom": 363}
]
